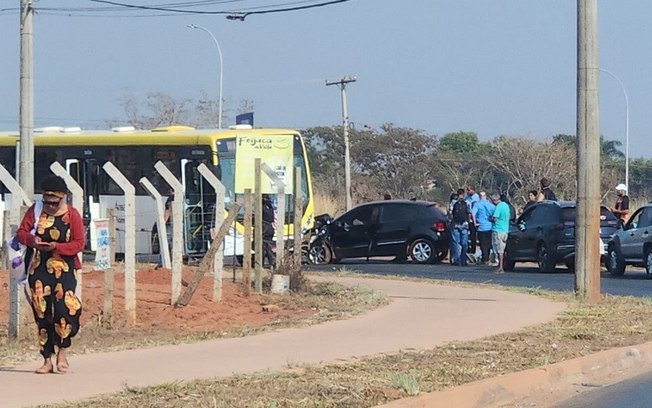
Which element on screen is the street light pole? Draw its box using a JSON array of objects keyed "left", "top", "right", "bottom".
[
  {"left": 599, "top": 68, "right": 629, "bottom": 190},
  {"left": 188, "top": 24, "right": 223, "bottom": 129},
  {"left": 326, "top": 76, "right": 357, "bottom": 211}
]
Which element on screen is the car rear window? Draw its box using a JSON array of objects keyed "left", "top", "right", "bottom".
[
  {"left": 380, "top": 204, "right": 414, "bottom": 222},
  {"left": 423, "top": 203, "right": 446, "bottom": 220},
  {"left": 562, "top": 206, "right": 618, "bottom": 222}
]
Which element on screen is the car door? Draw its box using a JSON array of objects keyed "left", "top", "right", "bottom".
[
  {"left": 521, "top": 205, "right": 553, "bottom": 258},
  {"left": 510, "top": 207, "right": 535, "bottom": 258},
  {"left": 620, "top": 207, "right": 652, "bottom": 260},
  {"left": 369, "top": 203, "right": 411, "bottom": 257},
  {"left": 330, "top": 205, "right": 378, "bottom": 259}
]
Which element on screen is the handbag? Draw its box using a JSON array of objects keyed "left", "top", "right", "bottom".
[{"left": 6, "top": 200, "right": 43, "bottom": 305}]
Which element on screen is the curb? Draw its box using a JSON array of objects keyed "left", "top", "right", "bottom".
[{"left": 377, "top": 341, "right": 652, "bottom": 408}]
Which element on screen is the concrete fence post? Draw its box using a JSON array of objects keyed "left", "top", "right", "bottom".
[
  {"left": 139, "top": 177, "right": 171, "bottom": 269},
  {"left": 196, "top": 163, "right": 226, "bottom": 302},
  {"left": 153, "top": 161, "right": 184, "bottom": 305},
  {"left": 102, "top": 162, "right": 137, "bottom": 326}
]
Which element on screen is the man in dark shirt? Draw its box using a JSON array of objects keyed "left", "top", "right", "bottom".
[
  {"left": 538, "top": 178, "right": 557, "bottom": 201},
  {"left": 612, "top": 183, "right": 629, "bottom": 228}
]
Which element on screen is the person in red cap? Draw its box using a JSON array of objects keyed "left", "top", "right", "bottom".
[{"left": 612, "top": 183, "right": 630, "bottom": 228}]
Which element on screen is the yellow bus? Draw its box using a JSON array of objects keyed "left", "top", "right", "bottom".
[{"left": 1, "top": 125, "right": 314, "bottom": 258}]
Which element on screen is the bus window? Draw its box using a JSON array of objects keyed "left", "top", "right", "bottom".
[
  {"left": 103, "top": 148, "right": 144, "bottom": 195},
  {"left": 151, "top": 148, "right": 181, "bottom": 194},
  {"left": 0, "top": 144, "right": 16, "bottom": 196},
  {"left": 34, "top": 147, "right": 65, "bottom": 192}
]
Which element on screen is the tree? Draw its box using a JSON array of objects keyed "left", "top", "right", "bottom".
[
  {"left": 301, "top": 126, "right": 347, "bottom": 208},
  {"left": 111, "top": 91, "right": 229, "bottom": 129},
  {"left": 116, "top": 92, "right": 192, "bottom": 129},
  {"left": 439, "top": 131, "right": 483, "bottom": 154},
  {"left": 195, "top": 90, "right": 221, "bottom": 128},
  {"left": 553, "top": 133, "right": 625, "bottom": 161},
  {"left": 351, "top": 124, "right": 437, "bottom": 200},
  {"left": 600, "top": 137, "right": 625, "bottom": 160},
  {"left": 489, "top": 136, "right": 576, "bottom": 204}
]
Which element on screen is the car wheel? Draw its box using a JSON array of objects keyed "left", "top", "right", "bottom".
[
  {"left": 606, "top": 245, "right": 626, "bottom": 276},
  {"left": 309, "top": 242, "right": 332, "bottom": 265},
  {"left": 503, "top": 248, "right": 515, "bottom": 271},
  {"left": 645, "top": 247, "right": 652, "bottom": 275},
  {"left": 409, "top": 238, "right": 436, "bottom": 264},
  {"left": 537, "top": 244, "right": 555, "bottom": 273}
]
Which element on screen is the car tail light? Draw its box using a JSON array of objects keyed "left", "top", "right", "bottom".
[{"left": 433, "top": 221, "right": 447, "bottom": 232}]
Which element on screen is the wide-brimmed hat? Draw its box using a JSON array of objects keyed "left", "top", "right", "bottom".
[{"left": 615, "top": 183, "right": 627, "bottom": 191}]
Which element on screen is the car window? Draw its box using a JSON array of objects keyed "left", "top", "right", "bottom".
[
  {"left": 530, "top": 205, "right": 551, "bottom": 225},
  {"left": 380, "top": 204, "right": 412, "bottom": 222},
  {"left": 349, "top": 206, "right": 377, "bottom": 226},
  {"left": 600, "top": 207, "right": 618, "bottom": 221},
  {"left": 517, "top": 206, "right": 535, "bottom": 224},
  {"left": 562, "top": 207, "right": 575, "bottom": 222},
  {"left": 627, "top": 208, "right": 645, "bottom": 230},
  {"left": 563, "top": 206, "right": 617, "bottom": 223},
  {"left": 638, "top": 207, "right": 652, "bottom": 229}
]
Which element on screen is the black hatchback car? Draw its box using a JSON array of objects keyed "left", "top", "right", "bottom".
[
  {"left": 318, "top": 200, "right": 449, "bottom": 264},
  {"left": 504, "top": 201, "right": 619, "bottom": 272}
]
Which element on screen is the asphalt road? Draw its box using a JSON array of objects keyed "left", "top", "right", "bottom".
[
  {"left": 304, "top": 259, "right": 652, "bottom": 297},
  {"left": 553, "top": 368, "right": 652, "bottom": 408}
]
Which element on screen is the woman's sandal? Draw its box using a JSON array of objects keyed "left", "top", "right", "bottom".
[
  {"left": 35, "top": 360, "right": 54, "bottom": 374},
  {"left": 56, "top": 354, "right": 69, "bottom": 374}
]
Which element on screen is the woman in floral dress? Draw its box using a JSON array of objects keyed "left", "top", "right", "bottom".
[{"left": 17, "top": 175, "right": 85, "bottom": 374}]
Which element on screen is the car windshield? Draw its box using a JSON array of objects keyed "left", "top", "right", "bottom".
[{"left": 562, "top": 206, "right": 618, "bottom": 222}]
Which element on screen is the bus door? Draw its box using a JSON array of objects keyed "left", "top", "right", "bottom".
[
  {"left": 66, "top": 158, "right": 101, "bottom": 250},
  {"left": 181, "top": 158, "right": 214, "bottom": 256}
]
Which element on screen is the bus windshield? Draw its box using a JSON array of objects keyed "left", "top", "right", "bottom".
[{"left": 217, "top": 135, "right": 311, "bottom": 225}]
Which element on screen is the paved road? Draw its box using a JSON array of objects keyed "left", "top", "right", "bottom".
[
  {"left": 305, "top": 260, "right": 652, "bottom": 297},
  {"left": 554, "top": 368, "right": 652, "bottom": 408}
]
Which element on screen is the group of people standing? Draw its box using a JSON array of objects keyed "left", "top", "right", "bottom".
[
  {"left": 447, "top": 178, "right": 559, "bottom": 274},
  {"left": 448, "top": 186, "right": 511, "bottom": 273}
]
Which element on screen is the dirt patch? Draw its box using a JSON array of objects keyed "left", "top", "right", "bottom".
[{"left": 0, "top": 265, "right": 316, "bottom": 355}]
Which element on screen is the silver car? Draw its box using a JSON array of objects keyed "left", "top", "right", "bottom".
[{"left": 606, "top": 203, "right": 652, "bottom": 276}]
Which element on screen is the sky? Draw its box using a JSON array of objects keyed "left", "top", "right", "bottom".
[{"left": 0, "top": 0, "right": 651, "bottom": 157}]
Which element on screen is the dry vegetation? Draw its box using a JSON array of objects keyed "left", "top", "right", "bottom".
[{"left": 36, "top": 279, "right": 652, "bottom": 408}]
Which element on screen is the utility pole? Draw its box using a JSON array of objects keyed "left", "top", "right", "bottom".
[
  {"left": 325, "top": 76, "right": 356, "bottom": 211},
  {"left": 576, "top": 0, "right": 601, "bottom": 302},
  {"left": 19, "top": 0, "right": 35, "bottom": 198}
]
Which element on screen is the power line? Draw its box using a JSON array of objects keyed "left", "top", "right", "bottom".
[{"left": 40, "top": 0, "right": 354, "bottom": 18}]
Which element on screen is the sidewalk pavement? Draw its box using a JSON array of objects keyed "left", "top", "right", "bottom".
[{"left": 0, "top": 275, "right": 566, "bottom": 408}]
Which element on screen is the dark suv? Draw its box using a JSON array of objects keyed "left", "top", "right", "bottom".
[
  {"left": 504, "top": 201, "right": 619, "bottom": 272},
  {"left": 320, "top": 200, "right": 449, "bottom": 264},
  {"left": 606, "top": 202, "right": 652, "bottom": 276}
]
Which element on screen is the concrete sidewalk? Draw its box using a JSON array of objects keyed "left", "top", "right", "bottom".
[{"left": 0, "top": 276, "right": 566, "bottom": 408}]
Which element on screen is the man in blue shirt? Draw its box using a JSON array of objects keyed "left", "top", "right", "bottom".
[
  {"left": 490, "top": 193, "right": 511, "bottom": 274},
  {"left": 465, "top": 185, "right": 480, "bottom": 255},
  {"left": 472, "top": 191, "right": 496, "bottom": 264}
]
